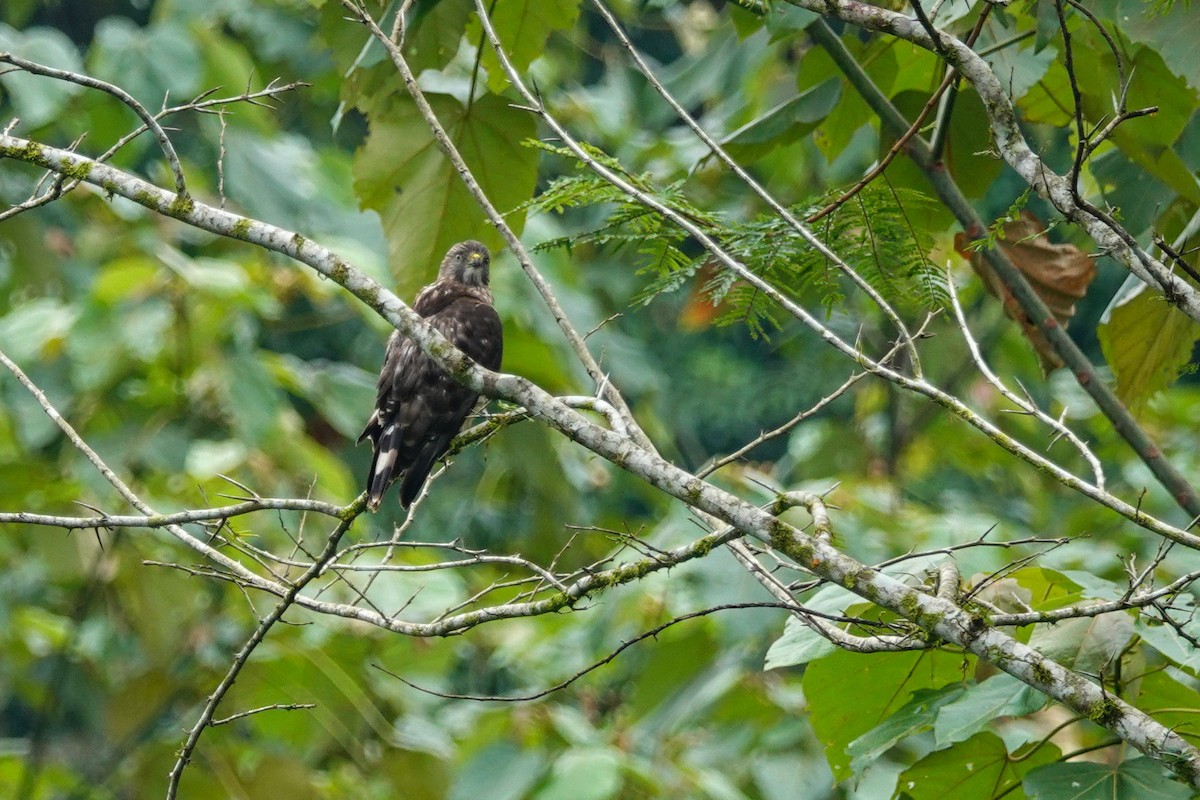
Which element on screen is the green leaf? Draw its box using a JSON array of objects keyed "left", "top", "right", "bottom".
[
  {"left": 764, "top": 584, "right": 859, "bottom": 669},
  {"left": 267, "top": 355, "right": 377, "bottom": 440},
  {"left": 88, "top": 18, "right": 202, "bottom": 108},
  {"left": 1023, "top": 758, "right": 1193, "bottom": 800},
  {"left": 473, "top": 0, "right": 581, "bottom": 95},
  {"left": 763, "top": 3, "right": 818, "bottom": 40},
  {"left": 91, "top": 257, "right": 162, "bottom": 304},
  {"left": 1134, "top": 609, "right": 1200, "bottom": 673},
  {"left": 1098, "top": 277, "right": 1200, "bottom": 414},
  {"left": 722, "top": 79, "right": 841, "bottom": 161},
  {"left": 847, "top": 685, "right": 967, "bottom": 774},
  {"left": 933, "top": 673, "right": 1048, "bottom": 747},
  {"left": 983, "top": 38, "right": 1057, "bottom": 103},
  {"left": 185, "top": 439, "right": 248, "bottom": 478},
  {"left": 353, "top": 92, "right": 537, "bottom": 298},
  {"left": 899, "top": 731, "right": 1059, "bottom": 800},
  {"left": 1092, "top": 0, "right": 1200, "bottom": 93},
  {"left": 450, "top": 743, "right": 545, "bottom": 800},
  {"left": 66, "top": 306, "right": 128, "bottom": 390},
  {"left": 1011, "top": 567, "right": 1088, "bottom": 611},
  {"left": 1081, "top": 42, "right": 1200, "bottom": 204},
  {"left": 534, "top": 748, "right": 624, "bottom": 800},
  {"left": 0, "top": 298, "right": 77, "bottom": 361},
  {"left": 764, "top": 614, "right": 836, "bottom": 669},
  {"left": 222, "top": 352, "right": 287, "bottom": 447},
  {"left": 409, "top": 0, "right": 475, "bottom": 74},
  {"left": 1133, "top": 669, "right": 1200, "bottom": 738},
  {"left": 803, "top": 648, "right": 963, "bottom": 781}
]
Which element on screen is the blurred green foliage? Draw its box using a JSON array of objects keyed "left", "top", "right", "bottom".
[{"left": 2, "top": 1, "right": 1200, "bottom": 799}]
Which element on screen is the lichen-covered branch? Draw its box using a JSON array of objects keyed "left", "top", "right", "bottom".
[{"left": 787, "top": 0, "right": 1200, "bottom": 323}]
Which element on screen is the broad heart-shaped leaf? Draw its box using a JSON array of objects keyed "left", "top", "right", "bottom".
[
  {"left": 1098, "top": 275, "right": 1200, "bottom": 415},
  {"left": 1024, "top": 758, "right": 1193, "bottom": 800},
  {"left": 803, "top": 647, "right": 963, "bottom": 782},
  {"left": 470, "top": 0, "right": 581, "bottom": 95},
  {"left": 353, "top": 92, "right": 537, "bottom": 297},
  {"left": 933, "top": 673, "right": 1048, "bottom": 747},
  {"left": 897, "top": 731, "right": 1059, "bottom": 800}
]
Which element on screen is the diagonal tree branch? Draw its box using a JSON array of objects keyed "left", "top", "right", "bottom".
[
  {"left": 787, "top": 0, "right": 1200, "bottom": 324},
  {"left": 803, "top": 17, "right": 1200, "bottom": 522}
]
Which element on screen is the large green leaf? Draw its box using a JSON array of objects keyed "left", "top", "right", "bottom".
[
  {"left": 1091, "top": 0, "right": 1200, "bottom": 93},
  {"left": 1028, "top": 610, "right": 1135, "bottom": 674},
  {"left": 933, "top": 673, "right": 1048, "bottom": 747},
  {"left": 899, "top": 732, "right": 1059, "bottom": 800},
  {"left": 1024, "top": 758, "right": 1193, "bottom": 800},
  {"left": 846, "top": 685, "right": 966, "bottom": 774},
  {"left": 1098, "top": 277, "right": 1200, "bottom": 414},
  {"left": 353, "top": 92, "right": 537, "bottom": 296},
  {"left": 803, "top": 647, "right": 963, "bottom": 781},
  {"left": 1133, "top": 669, "right": 1200, "bottom": 742}
]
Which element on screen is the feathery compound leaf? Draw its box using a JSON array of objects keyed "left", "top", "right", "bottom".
[{"left": 526, "top": 143, "right": 941, "bottom": 331}]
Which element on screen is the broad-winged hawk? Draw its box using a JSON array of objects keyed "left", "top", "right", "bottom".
[{"left": 359, "top": 240, "right": 503, "bottom": 510}]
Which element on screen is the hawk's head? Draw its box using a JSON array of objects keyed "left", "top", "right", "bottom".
[{"left": 440, "top": 240, "right": 491, "bottom": 287}]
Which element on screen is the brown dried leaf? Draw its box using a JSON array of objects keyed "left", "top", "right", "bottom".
[{"left": 954, "top": 211, "right": 1096, "bottom": 371}]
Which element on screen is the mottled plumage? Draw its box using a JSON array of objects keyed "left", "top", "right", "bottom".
[{"left": 359, "top": 240, "right": 503, "bottom": 510}]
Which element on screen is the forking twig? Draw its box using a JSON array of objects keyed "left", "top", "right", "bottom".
[{"left": 944, "top": 270, "right": 1105, "bottom": 489}]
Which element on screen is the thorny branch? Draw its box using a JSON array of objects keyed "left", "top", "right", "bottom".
[{"left": 0, "top": 51, "right": 189, "bottom": 198}]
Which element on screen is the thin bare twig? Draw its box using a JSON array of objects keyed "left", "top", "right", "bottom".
[{"left": 0, "top": 52, "right": 189, "bottom": 197}]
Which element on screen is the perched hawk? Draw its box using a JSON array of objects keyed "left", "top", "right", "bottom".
[{"left": 359, "top": 240, "right": 503, "bottom": 510}]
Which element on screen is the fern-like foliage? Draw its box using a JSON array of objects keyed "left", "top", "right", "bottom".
[{"left": 525, "top": 141, "right": 945, "bottom": 338}]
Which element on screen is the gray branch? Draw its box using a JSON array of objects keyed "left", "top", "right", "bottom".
[{"left": 784, "top": 0, "right": 1200, "bottom": 323}]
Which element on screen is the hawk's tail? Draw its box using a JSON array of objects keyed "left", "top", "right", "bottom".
[{"left": 366, "top": 422, "right": 403, "bottom": 511}]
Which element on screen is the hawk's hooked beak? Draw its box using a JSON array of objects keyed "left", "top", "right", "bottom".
[{"left": 468, "top": 252, "right": 485, "bottom": 264}]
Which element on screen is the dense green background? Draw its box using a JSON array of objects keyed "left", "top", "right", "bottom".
[{"left": 2, "top": 1, "right": 1199, "bottom": 798}]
